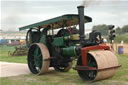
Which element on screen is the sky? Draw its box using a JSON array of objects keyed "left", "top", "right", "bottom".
[{"left": 1, "top": 0, "right": 128, "bottom": 32}]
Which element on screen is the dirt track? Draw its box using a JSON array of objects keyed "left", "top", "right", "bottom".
[
  {"left": 0, "top": 62, "right": 30, "bottom": 77},
  {"left": 0, "top": 62, "right": 54, "bottom": 77}
]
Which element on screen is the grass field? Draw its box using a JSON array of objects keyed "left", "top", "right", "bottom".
[
  {"left": 0, "top": 45, "right": 27, "bottom": 63},
  {"left": 0, "top": 45, "right": 128, "bottom": 85}
]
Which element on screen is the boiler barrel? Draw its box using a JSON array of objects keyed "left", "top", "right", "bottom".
[{"left": 62, "top": 46, "right": 76, "bottom": 57}]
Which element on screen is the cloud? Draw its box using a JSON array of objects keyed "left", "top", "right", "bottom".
[{"left": 1, "top": 0, "right": 128, "bottom": 31}]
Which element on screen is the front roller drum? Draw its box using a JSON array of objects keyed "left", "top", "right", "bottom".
[
  {"left": 27, "top": 43, "right": 50, "bottom": 75},
  {"left": 77, "top": 50, "right": 120, "bottom": 81}
]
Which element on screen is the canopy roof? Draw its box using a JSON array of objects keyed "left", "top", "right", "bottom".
[{"left": 19, "top": 14, "right": 92, "bottom": 31}]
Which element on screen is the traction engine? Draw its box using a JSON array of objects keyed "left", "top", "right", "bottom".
[{"left": 19, "top": 6, "right": 120, "bottom": 81}]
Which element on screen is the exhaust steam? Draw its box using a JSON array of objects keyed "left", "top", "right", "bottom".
[{"left": 82, "top": 0, "right": 120, "bottom": 8}]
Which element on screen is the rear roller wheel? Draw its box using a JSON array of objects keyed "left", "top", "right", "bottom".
[{"left": 27, "top": 43, "right": 50, "bottom": 75}]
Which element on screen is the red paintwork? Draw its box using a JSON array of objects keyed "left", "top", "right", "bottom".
[
  {"left": 68, "top": 21, "right": 72, "bottom": 34},
  {"left": 81, "top": 45, "right": 110, "bottom": 66},
  {"left": 75, "top": 66, "right": 97, "bottom": 70}
]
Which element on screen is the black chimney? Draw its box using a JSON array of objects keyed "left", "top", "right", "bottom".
[{"left": 77, "top": 6, "right": 85, "bottom": 45}]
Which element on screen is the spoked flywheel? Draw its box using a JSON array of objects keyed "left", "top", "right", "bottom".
[{"left": 27, "top": 43, "right": 50, "bottom": 75}]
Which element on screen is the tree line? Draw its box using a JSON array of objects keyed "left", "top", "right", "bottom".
[{"left": 92, "top": 24, "right": 128, "bottom": 36}]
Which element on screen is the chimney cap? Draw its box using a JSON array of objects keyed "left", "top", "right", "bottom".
[{"left": 77, "top": 5, "right": 84, "bottom": 8}]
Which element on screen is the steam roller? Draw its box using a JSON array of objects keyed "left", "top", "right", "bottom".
[{"left": 19, "top": 6, "right": 120, "bottom": 81}]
